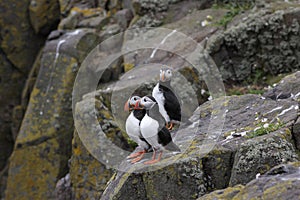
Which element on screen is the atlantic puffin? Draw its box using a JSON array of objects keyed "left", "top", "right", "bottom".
[
  {"left": 137, "top": 96, "right": 180, "bottom": 164},
  {"left": 124, "top": 95, "right": 150, "bottom": 163},
  {"left": 152, "top": 68, "right": 181, "bottom": 130}
]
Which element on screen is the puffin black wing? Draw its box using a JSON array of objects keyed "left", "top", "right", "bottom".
[
  {"left": 161, "top": 86, "right": 181, "bottom": 121},
  {"left": 158, "top": 127, "right": 180, "bottom": 152}
]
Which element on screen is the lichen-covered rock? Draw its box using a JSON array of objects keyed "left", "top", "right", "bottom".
[
  {"left": 0, "top": 49, "right": 25, "bottom": 199},
  {"left": 0, "top": 0, "right": 45, "bottom": 74},
  {"left": 197, "top": 185, "right": 245, "bottom": 200},
  {"left": 229, "top": 128, "right": 299, "bottom": 186},
  {"left": 208, "top": 7, "right": 300, "bottom": 83},
  {"left": 200, "top": 162, "right": 300, "bottom": 200},
  {"left": 100, "top": 90, "right": 299, "bottom": 199},
  {"left": 29, "top": 0, "right": 60, "bottom": 35},
  {"left": 55, "top": 173, "right": 72, "bottom": 200},
  {"left": 5, "top": 30, "right": 100, "bottom": 200},
  {"left": 71, "top": 90, "right": 134, "bottom": 199},
  {"left": 264, "top": 71, "right": 300, "bottom": 101},
  {"left": 58, "top": 7, "right": 108, "bottom": 30},
  {"left": 70, "top": 131, "right": 114, "bottom": 199},
  {"left": 293, "top": 117, "right": 300, "bottom": 150}
]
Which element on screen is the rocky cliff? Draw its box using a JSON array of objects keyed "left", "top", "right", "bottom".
[{"left": 0, "top": 0, "right": 300, "bottom": 199}]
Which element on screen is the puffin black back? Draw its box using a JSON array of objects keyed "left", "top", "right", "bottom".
[{"left": 159, "top": 84, "right": 181, "bottom": 121}]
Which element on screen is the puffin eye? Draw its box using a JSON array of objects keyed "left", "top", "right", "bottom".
[{"left": 167, "top": 70, "right": 171, "bottom": 74}]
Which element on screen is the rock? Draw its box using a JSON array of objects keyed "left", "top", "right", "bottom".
[
  {"left": 293, "top": 117, "right": 300, "bottom": 150},
  {"left": 58, "top": 7, "right": 107, "bottom": 30},
  {"left": 0, "top": 50, "right": 25, "bottom": 199},
  {"left": 98, "top": 90, "right": 299, "bottom": 199},
  {"left": 71, "top": 91, "right": 133, "bottom": 199},
  {"left": 263, "top": 71, "right": 300, "bottom": 101},
  {"left": 229, "top": 128, "right": 298, "bottom": 186},
  {"left": 55, "top": 173, "right": 72, "bottom": 200},
  {"left": 5, "top": 30, "right": 100, "bottom": 200},
  {"left": 207, "top": 8, "right": 300, "bottom": 83},
  {"left": 199, "top": 162, "right": 300, "bottom": 199},
  {"left": 197, "top": 185, "right": 245, "bottom": 200},
  {"left": 29, "top": 0, "right": 60, "bottom": 35},
  {"left": 0, "top": 0, "right": 45, "bottom": 74},
  {"left": 114, "top": 9, "right": 133, "bottom": 30}
]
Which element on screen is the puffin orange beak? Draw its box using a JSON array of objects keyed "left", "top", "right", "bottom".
[
  {"left": 161, "top": 71, "right": 165, "bottom": 81},
  {"left": 134, "top": 100, "right": 140, "bottom": 109},
  {"left": 124, "top": 100, "right": 130, "bottom": 111}
]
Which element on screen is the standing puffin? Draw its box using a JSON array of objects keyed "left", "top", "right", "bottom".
[
  {"left": 138, "top": 96, "right": 180, "bottom": 164},
  {"left": 124, "top": 95, "right": 150, "bottom": 163},
  {"left": 152, "top": 68, "right": 181, "bottom": 130}
]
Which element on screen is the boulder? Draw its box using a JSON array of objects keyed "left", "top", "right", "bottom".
[
  {"left": 0, "top": 0, "right": 45, "bottom": 74},
  {"left": 5, "top": 29, "right": 100, "bottom": 200},
  {"left": 263, "top": 71, "right": 300, "bottom": 101},
  {"left": 29, "top": 0, "right": 60, "bottom": 35},
  {"left": 97, "top": 90, "right": 299, "bottom": 199},
  {"left": 199, "top": 162, "right": 300, "bottom": 199},
  {"left": 207, "top": 7, "right": 300, "bottom": 83},
  {"left": 0, "top": 49, "right": 25, "bottom": 198}
]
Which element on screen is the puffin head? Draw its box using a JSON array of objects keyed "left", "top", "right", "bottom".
[
  {"left": 159, "top": 67, "right": 173, "bottom": 82},
  {"left": 138, "top": 96, "right": 157, "bottom": 110},
  {"left": 124, "top": 95, "right": 141, "bottom": 111}
]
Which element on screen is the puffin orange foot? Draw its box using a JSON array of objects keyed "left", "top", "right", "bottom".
[
  {"left": 143, "top": 159, "right": 161, "bottom": 165},
  {"left": 167, "top": 122, "right": 173, "bottom": 130},
  {"left": 143, "top": 152, "right": 162, "bottom": 165},
  {"left": 131, "top": 152, "right": 145, "bottom": 163},
  {"left": 127, "top": 150, "right": 145, "bottom": 159}
]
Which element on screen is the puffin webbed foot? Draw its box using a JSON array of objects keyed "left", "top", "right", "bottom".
[
  {"left": 144, "top": 151, "right": 162, "bottom": 165},
  {"left": 127, "top": 150, "right": 145, "bottom": 159},
  {"left": 166, "top": 122, "right": 173, "bottom": 130},
  {"left": 131, "top": 151, "right": 146, "bottom": 163}
]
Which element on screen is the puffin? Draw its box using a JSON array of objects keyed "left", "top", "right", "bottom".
[
  {"left": 152, "top": 68, "right": 181, "bottom": 130},
  {"left": 124, "top": 95, "right": 150, "bottom": 163},
  {"left": 137, "top": 96, "right": 180, "bottom": 164}
]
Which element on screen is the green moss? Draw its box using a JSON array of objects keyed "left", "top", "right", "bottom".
[
  {"left": 246, "top": 119, "right": 284, "bottom": 139},
  {"left": 212, "top": 2, "right": 253, "bottom": 27}
]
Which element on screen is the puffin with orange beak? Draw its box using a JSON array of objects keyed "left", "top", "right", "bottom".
[
  {"left": 124, "top": 95, "right": 150, "bottom": 163},
  {"left": 152, "top": 68, "right": 181, "bottom": 130},
  {"left": 137, "top": 96, "right": 180, "bottom": 164}
]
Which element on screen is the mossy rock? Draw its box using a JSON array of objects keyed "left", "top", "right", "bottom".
[{"left": 5, "top": 30, "right": 100, "bottom": 200}]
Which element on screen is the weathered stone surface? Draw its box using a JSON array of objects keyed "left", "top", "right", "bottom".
[
  {"left": 200, "top": 162, "right": 300, "bottom": 200},
  {"left": 29, "top": 0, "right": 60, "bottom": 35},
  {"left": 5, "top": 30, "right": 100, "bottom": 200},
  {"left": 208, "top": 7, "right": 300, "bottom": 83},
  {"left": 71, "top": 91, "right": 133, "bottom": 199},
  {"left": 114, "top": 9, "right": 133, "bottom": 30},
  {"left": 70, "top": 130, "right": 115, "bottom": 200},
  {"left": 229, "top": 128, "right": 298, "bottom": 186},
  {"left": 264, "top": 71, "right": 300, "bottom": 101},
  {"left": 0, "top": 50, "right": 25, "bottom": 199},
  {"left": 55, "top": 173, "right": 72, "bottom": 200},
  {"left": 99, "top": 90, "right": 299, "bottom": 199},
  {"left": 293, "top": 117, "right": 300, "bottom": 150},
  {"left": 0, "top": 0, "right": 45, "bottom": 74},
  {"left": 58, "top": 7, "right": 108, "bottom": 30}
]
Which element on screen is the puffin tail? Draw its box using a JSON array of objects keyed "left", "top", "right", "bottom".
[{"left": 165, "top": 142, "right": 181, "bottom": 152}]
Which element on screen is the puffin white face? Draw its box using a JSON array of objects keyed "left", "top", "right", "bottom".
[
  {"left": 129, "top": 96, "right": 141, "bottom": 106},
  {"left": 159, "top": 68, "right": 172, "bottom": 82},
  {"left": 139, "top": 96, "right": 156, "bottom": 110},
  {"left": 124, "top": 95, "right": 141, "bottom": 111}
]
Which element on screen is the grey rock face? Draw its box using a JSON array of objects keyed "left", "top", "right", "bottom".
[{"left": 208, "top": 8, "right": 300, "bottom": 83}]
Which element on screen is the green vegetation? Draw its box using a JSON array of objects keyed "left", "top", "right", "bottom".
[
  {"left": 212, "top": 1, "right": 254, "bottom": 27},
  {"left": 246, "top": 119, "right": 284, "bottom": 139}
]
